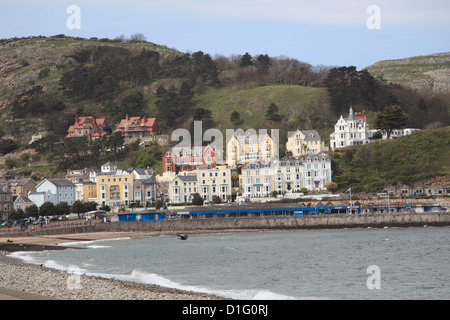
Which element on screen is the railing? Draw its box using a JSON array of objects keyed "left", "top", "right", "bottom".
[{"left": 0, "top": 219, "right": 103, "bottom": 235}]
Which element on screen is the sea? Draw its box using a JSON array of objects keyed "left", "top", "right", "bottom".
[{"left": 9, "top": 226, "right": 450, "bottom": 300}]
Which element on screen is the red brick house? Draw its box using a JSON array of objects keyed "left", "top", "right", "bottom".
[
  {"left": 162, "top": 145, "right": 216, "bottom": 174},
  {"left": 67, "top": 116, "right": 111, "bottom": 140},
  {"left": 116, "top": 115, "right": 159, "bottom": 141}
]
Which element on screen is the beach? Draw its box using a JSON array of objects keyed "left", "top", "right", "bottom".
[{"left": 0, "top": 232, "right": 226, "bottom": 300}]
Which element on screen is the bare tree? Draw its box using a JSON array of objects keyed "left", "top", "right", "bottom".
[{"left": 128, "top": 33, "right": 147, "bottom": 43}]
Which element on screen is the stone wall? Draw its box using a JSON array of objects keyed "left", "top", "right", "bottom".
[
  {"left": 2, "top": 213, "right": 449, "bottom": 238},
  {"left": 94, "top": 213, "right": 450, "bottom": 233}
]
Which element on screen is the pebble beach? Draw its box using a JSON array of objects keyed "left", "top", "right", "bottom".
[{"left": 0, "top": 232, "right": 225, "bottom": 300}]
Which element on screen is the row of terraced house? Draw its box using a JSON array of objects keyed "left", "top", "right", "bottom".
[{"left": 0, "top": 162, "right": 158, "bottom": 221}]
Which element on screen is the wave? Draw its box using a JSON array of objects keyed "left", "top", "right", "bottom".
[
  {"left": 124, "top": 269, "right": 303, "bottom": 300},
  {"left": 8, "top": 251, "right": 37, "bottom": 263},
  {"left": 86, "top": 245, "right": 111, "bottom": 249},
  {"left": 60, "top": 237, "right": 131, "bottom": 247}
]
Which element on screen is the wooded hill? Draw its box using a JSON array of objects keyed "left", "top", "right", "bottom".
[
  {"left": 332, "top": 126, "right": 450, "bottom": 193},
  {"left": 0, "top": 35, "right": 449, "bottom": 191}
]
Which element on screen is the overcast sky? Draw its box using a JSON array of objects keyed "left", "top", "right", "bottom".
[{"left": 1, "top": 0, "right": 449, "bottom": 68}]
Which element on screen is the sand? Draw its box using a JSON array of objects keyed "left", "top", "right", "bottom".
[{"left": 0, "top": 231, "right": 228, "bottom": 300}]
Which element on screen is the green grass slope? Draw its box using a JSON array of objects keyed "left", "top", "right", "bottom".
[
  {"left": 194, "top": 84, "right": 331, "bottom": 142},
  {"left": 332, "top": 126, "right": 450, "bottom": 193}
]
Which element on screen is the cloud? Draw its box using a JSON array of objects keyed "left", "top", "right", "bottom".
[
  {"left": 93, "top": 0, "right": 450, "bottom": 26},
  {"left": 5, "top": 0, "right": 450, "bottom": 27}
]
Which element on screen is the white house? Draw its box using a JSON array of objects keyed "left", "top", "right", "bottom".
[
  {"left": 169, "top": 175, "right": 198, "bottom": 204},
  {"left": 240, "top": 162, "right": 277, "bottom": 199},
  {"left": 27, "top": 191, "right": 48, "bottom": 208},
  {"left": 330, "top": 107, "right": 372, "bottom": 150},
  {"left": 196, "top": 165, "right": 232, "bottom": 202},
  {"left": 35, "top": 179, "right": 76, "bottom": 205},
  {"left": 301, "top": 152, "right": 332, "bottom": 191}
]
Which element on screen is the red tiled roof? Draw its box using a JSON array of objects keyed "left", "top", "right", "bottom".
[
  {"left": 73, "top": 116, "right": 107, "bottom": 128},
  {"left": 117, "top": 115, "right": 157, "bottom": 132}
]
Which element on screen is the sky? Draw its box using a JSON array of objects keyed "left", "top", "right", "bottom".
[{"left": 0, "top": 0, "right": 449, "bottom": 69}]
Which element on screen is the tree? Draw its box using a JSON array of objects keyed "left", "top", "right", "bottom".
[
  {"left": 135, "top": 144, "right": 163, "bottom": 169},
  {"left": 71, "top": 200, "right": 86, "bottom": 217},
  {"left": 55, "top": 202, "right": 71, "bottom": 216},
  {"left": 192, "top": 193, "right": 204, "bottom": 206},
  {"left": 255, "top": 54, "right": 271, "bottom": 74},
  {"left": 240, "top": 52, "right": 253, "bottom": 67},
  {"left": 230, "top": 111, "right": 241, "bottom": 125},
  {"left": 40, "top": 202, "right": 56, "bottom": 217},
  {"left": 106, "top": 132, "right": 125, "bottom": 161},
  {"left": 99, "top": 205, "right": 111, "bottom": 212},
  {"left": 212, "top": 195, "right": 222, "bottom": 204},
  {"left": 0, "top": 139, "right": 18, "bottom": 155},
  {"left": 375, "top": 105, "right": 408, "bottom": 140},
  {"left": 266, "top": 103, "right": 282, "bottom": 121},
  {"left": 155, "top": 199, "right": 164, "bottom": 210},
  {"left": 9, "top": 209, "right": 25, "bottom": 221},
  {"left": 84, "top": 202, "right": 98, "bottom": 212},
  {"left": 25, "top": 204, "right": 39, "bottom": 219},
  {"left": 120, "top": 91, "right": 146, "bottom": 118},
  {"left": 128, "top": 33, "right": 147, "bottom": 43},
  {"left": 323, "top": 182, "right": 338, "bottom": 193}
]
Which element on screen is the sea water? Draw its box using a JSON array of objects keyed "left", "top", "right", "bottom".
[{"left": 9, "top": 226, "right": 450, "bottom": 300}]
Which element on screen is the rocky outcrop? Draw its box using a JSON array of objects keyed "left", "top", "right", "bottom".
[{"left": 364, "top": 52, "right": 450, "bottom": 92}]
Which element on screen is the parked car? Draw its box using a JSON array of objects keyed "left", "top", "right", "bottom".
[{"left": 33, "top": 217, "right": 46, "bottom": 225}]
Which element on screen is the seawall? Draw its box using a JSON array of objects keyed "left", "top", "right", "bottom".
[{"left": 2, "top": 213, "right": 449, "bottom": 238}]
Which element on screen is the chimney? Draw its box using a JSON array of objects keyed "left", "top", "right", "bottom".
[{"left": 126, "top": 114, "right": 129, "bottom": 121}]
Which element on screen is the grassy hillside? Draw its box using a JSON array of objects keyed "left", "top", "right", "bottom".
[
  {"left": 332, "top": 126, "right": 450, "bottom": 193},
  {"left": 192, "top": 84, "right": 331, "bottom": 147}
]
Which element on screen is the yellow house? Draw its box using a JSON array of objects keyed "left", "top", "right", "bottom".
[
  {"left": 226, "top": 133, "right": 277, "bottom": 167},
  {"left": 75, "top": 181, "right": 97, "bottom": 203},
  {"left": 96, "top": 171, "right": 134, "bottom": 207},
  {"left": 286, "top": 130, "right": 325, "bottom": 157}
]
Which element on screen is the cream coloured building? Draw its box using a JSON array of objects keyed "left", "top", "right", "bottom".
[
  {"left": 197, "top": 165, "right": 232, "bottom": 202},
  {"left": 239, "top": 162, "right": 276, "bottom": 199},
  {"left": 286, "top": 130, "right": 325, "bottom": 157},
  {"left": 239, "top": 153, "right": 332, "bottom": 199},
  {"left": 275, "top": 158, "right": 304, "bottom": 194},
  {"left": 169, "top": 175, "right": 198, "bottom": 204},
  {"left": 226, "top": 133, "right": 278, "bottom": 167},
  {"left": 302, "top": 152, "right": 332, "bottom": 191},
  {"left": 169, "top": 166, "right": 232, "bottom": 203}
]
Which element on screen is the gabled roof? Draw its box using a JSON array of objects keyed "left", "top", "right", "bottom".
[
  {"left": 14, "top": 195, "right": 33, "bottom": 204},
  {"left": 16, "top": 178, "right": 37, "bottom": 186},
  {"left": 37, "top": 179, "right": 75, "bottom": 188},
  {"left": 73, "top": 116, "right": 108, "bottom": 128},
  {"left": 302, "top": 130, "right": 321, "bottom": 141},
  {"left": 287, "top": 129, "right": 321, "bottom": 140},
  {"left": 117, "top": 115, "right": 157, "bottom": 131}
]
